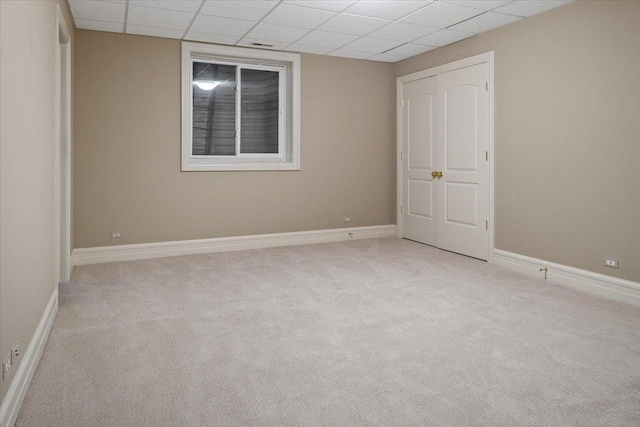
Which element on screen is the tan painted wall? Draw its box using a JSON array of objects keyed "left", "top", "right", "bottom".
[
  {"left": 73, "top": 31, "right": 396, "bottom": 248},
  {"left": 0, "top": 0, "right": 74, "bottom": 404},
  {"left": 73, "top": 1, "right": 639, "bottom": 284},
  {"left": 397, "top": 0, "right": 640, "bottom": 282}
]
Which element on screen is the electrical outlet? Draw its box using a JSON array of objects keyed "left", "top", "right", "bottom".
[
  {"left": 2, "top": 354, "right": 11, "bottom": 381},
  {"left": 110, "top": 231, "right": 122, "bottom": 239},
  {"left": 344, "top": 217, "right": 351, "bottom": 222},
  {"left": 604, "top": 258, "right": 619, "bottom": 269},
  {"left": 11, "top": 341, "right": 19, "bottom": 361}
]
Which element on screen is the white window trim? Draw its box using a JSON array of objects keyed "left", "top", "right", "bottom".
[{"left": 182, "top": 42, "right": 301, "bottom": 171}]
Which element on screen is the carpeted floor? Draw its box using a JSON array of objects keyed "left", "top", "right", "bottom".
[{"left": 16, "top": 238, "right": 640, "bottom": 426}]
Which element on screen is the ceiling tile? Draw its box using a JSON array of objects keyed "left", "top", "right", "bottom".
[
  {"left": 448, "top": 11, "right": 521, "bottom": 33},
  {"left": 128, "top": 0, "right": 202, "bottom": 13},
  {"left": 199, "top": 1, "right": 276, "bottom": 21},
  {"left": 369, "top": 53, "right": 405, "bottom": 62},
  {"left": 401, "top": 2, "right": 483, "bottom": 28},
  {"left": 383, "top": 43, "right": 435, "bottom": 56},
  {"left": 74, "top": 18, "right": 123, "bottom": 32},
  {"left": 493, "top": 1, "right": 573, "bottom": 18},
  {"left": 285, "top": 43, "right": 334, "bottom": 54},
  {"left": 412, "top": 28, "right": 474, "bottom": 46},
  {"left": 367, "top": 22, "right": 438, "bottom": 42},
  {"left": 127, "top": 5, "right": 194, "bottom": 30},
  {"left": 245, "top": 23, "right": 310, "bottom": 43},
  {"left": 341, "top": 37, "right": 403, "bottom": 54},
  {"left": 126, "top": 24, "right": 185, "bottom": 39},
  {"left": 328, "top": 49, "right": 372, "bottom": 59},
  {"left": 282, "top": 1, "right": 357, "bottom": 12},
  {"left": 68, "top": 0, "right": 125, "bottom": 23},
  {"left": 295, "top": 30, "right": 359, "bottom": 48},
  {"left": 184, "top": 31, "right": 241, "bottom": 45},
  {"left": 237, "top": 38, "right": 289, "bottom": 50},
  {"left": 318, "top": 13, "right": 390, "bottom": 36},
  {"left": 438, "top": 0, "right": 512, "bottom": 11},
  {"left": 344, "top": 1, "right": 432, "bottom": 21},
  {"left": 190, "top": 15, "right": 256, "bottom": 37},
  {"left": 263, "top": 4, "right": 337, "bottom": 29}
]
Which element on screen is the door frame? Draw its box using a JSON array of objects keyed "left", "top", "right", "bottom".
[
  {"left": 55, "top": 5, "right": 72, "bottom": 283},
  {"left": 396, "top": 51, "right": 495, "bottom": 264}
]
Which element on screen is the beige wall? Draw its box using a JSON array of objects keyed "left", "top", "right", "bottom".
[
  {"left": 0, "top": 0, "right": 74, "bottom": 404},
  {"left": 397, "top": 0, "right": 640, "bottom": 282},
  {"left": 73, "top": 31, "right": 396, "bottom": 248},
  {"left": 73, "top": 0, "right": 640, "bottom": 284}
]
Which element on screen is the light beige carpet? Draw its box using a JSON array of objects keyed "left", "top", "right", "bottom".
[{"left": 16, "top": 238, "right": 640, "bottom": 426}]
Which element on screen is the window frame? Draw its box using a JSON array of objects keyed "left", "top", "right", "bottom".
[{"left": 182, "top": 42, "right": 301, "bottom": 171}]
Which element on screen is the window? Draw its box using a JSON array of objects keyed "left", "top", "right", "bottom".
[{"left": 182, "top": 42, "right": 300, "bottom": 171}]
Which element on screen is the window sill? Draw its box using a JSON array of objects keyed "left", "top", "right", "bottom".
[{"left": 181, "top": 159, "right": 300, "bottom": 172}]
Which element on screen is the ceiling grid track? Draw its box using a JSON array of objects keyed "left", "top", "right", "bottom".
[
  {"left": 181, "top": 0, "right": 208, "bottom": 40},
  {"left": 68, "top": 0, "right": 575, "bottom": 63},
  {"left": 235, "top": 0, "right": 284, "bottom": 44},
  {"left": 122, "top": 0, "right": 129, "bottom": 33}
]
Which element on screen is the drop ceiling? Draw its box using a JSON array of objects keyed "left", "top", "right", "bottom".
[{"left": 68, "top": 0, "right": 573, "bottom": 62}]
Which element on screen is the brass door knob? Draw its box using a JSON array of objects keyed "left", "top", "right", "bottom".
[
  {"left": 437, "top": 171, "right": 443, "bottom": 179},
  {"left": 432, "top": 171, "right": 443, "bottom": 179}
]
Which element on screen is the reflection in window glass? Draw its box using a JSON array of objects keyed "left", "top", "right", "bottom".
[
  {"left": 192, "top": 62, "right": 236, "bottom": 156},
  {"left": 241, "top": 69, "right": 279, "bottom": 154}
]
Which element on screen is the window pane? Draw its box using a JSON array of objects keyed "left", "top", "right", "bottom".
[
  {"left": 241, "top": 69, "right": 279, "bottom": 154},
  {"left": 192, "top": 62, "right": 236, "bottom": 156}
]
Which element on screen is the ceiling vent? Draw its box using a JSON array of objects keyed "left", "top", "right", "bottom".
[{"left": 250, "top": 42, "right": 274, "bottom": 48}]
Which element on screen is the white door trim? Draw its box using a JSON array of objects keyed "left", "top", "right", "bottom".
[
  {"left": 55, "top": 5, "right": 72, "bottom": 283},
  {"left": 396, "top": 52, "right": 495, "bottom": 264}
]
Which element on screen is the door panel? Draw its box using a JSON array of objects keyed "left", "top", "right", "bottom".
[
  {"left": 445, "top": 182, "right": 478, "bottom": 227},
  {"left": 437, "top": 63, "right": 489, "bottom": 260},
  {"left": 408, "top": 179, "right": 433, "bottom": 218},
  {"left": 403, "top": 76, "right": 437, "bottom": 246},
  {"left": 408, "top": 94, "right": 433, "bottom": 170},
  {"left": 445, "top": 85, "right": 478, "bottom": 171}
]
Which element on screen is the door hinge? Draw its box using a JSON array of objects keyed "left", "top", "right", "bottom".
[
  {"left": 400, "top": 206, "right": 404, "bottom": 214},
  {"left": 400, "top": 152, "right": 404, "bottom": 160},
  {"left": 401, "top": 99, "right": 404, "bottom": 107},
  {"left": 485, "top": 220, "right": 488, "bottom": 231},
  {"left": 486, "top": 151, "right": 488, "bottom": 161},
  {"left": 485, "top": 82, "right": 488, "bottom": 92}
]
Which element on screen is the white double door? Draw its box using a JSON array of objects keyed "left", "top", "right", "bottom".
[{"left": 401, "top": 63, "right": 490, "bottom": 260}]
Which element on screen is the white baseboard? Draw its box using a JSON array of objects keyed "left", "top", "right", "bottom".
[
  {"left": 0, "top": 289, "right": 58, "bottom": 427},
  {"left": 72, "top": 225, "right": 398, "bottom": 266},
  {"left": 494, "top": 249, "right": 640, "bottom": 306}
]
